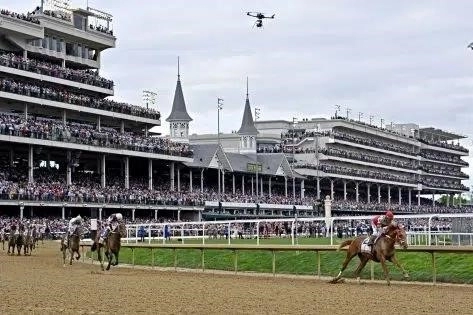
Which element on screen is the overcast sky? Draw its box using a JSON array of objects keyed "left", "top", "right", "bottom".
[{"left": 5, "top": 0, "right": 473, "bottom": 190}]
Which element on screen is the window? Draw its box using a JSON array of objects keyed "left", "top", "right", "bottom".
[
  {"left": 66, "top": 42, "right": 73, "bottom": 55},
  {"left": 73, "top": 15, "right": 84, "bottom": 30},
  {"left": 57, "top": 39, "right": 62, "bottom": 53}
]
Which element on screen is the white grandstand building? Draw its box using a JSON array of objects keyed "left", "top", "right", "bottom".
[{"left": 0, "top": 2, "right": 469, "bottom": 222}]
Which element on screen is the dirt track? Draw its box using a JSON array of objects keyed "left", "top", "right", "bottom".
[{"left": 1, "top": 242, "right": 473, "bottom": 315}]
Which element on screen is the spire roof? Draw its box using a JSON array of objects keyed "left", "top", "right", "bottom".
[
  {"left": 237, "top": 78, "right": 258, "bottom": 135},
  {"left": 166, "top": 57, "right": 193, "bottom": 122}
]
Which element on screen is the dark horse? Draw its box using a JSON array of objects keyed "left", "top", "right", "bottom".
[
  {"left": 23, "top": 229, "right": 34, "bottom": 256},
  {"left": 91, "top": 223, "right": 125, "bottom": 271},
  {"left": 61, "top": 227, "right": 81, "bottom": 266},
  {"left": 8, "top": 231, "right": 24, "bottom": 256},
  {"left": 331, "top": 223, "right": 409, "bottom": 286}
]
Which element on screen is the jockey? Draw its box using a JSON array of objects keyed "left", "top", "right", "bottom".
[
  {"left": 367, "top": 210, "right": 394, "bottom": 248},
  {"left": 99, "top": 213, "right": 123, "bottom": 244},
  {"left": 65, "top": 215, "right": 83, "bottom": 245}
]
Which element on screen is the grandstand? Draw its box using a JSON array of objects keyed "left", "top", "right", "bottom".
[{"left": 0, "top": 2, "right": 470, "bottom": 223}]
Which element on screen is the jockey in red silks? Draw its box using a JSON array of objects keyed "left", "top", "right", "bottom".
[
  {"left": 99, "top": 213, "right": 123, "bottom": 245},
  {"left": 368, "top": 210, "right": 394, "bottom": 248}
]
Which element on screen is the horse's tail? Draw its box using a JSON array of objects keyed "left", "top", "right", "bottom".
[
  {"left": 90, "top": 242, "right": 97, "bottom": 252},
  {"left": 337, "top": 239, "right": 353, "bottom": 251}
]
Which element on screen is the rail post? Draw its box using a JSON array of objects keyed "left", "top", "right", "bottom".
[
  {"left": 148, "top": 226, "right": 151, "bottom": 244},
  {"left": 432, "top": 252, "right": 436, "bottom": 284},
  {"left": 151, "top": 248, "right": 154, "bottom": 269},
  {"left": 202, "top": 223, "right": 205, "bottom": 245},
  {"left": 173, "top": 248, "right": 177, "bottom": 271},
  {"left": 201, "top": 249, "right": 205, "bottom": 272},
  {"left": 272, "top": 250, "right": 276, "bottom": 276},
  {"left": 233, "top": 249, "right": 238, "bottom": 274},
  {"left": 132, "top": 248, "right": 135, "bottom": 268},
  {"left": 228, "top": 223, "right": 231, "bottom": 245},
  {"left": 256, "top": 222, "right": 260, "bottom": 245}
]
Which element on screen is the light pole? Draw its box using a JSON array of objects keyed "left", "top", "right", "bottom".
[
  {"left": 142, "top": 90, "right": 157, "bottom": 109},
  {"left": 358, "top": 112, "right": 363, "bottom": 122},
  {"left": 314, "top": 124, "right": 320, "bottom": 200},
  {"left": 346, "top": 107, "right": 351, "bottom": 119},
  {"left": 380, "top": 118, "right": 384, "bottom": 129},
  {"left": 217, "top": 98, "right": 223, "bottom": 201},
  {"left": 369, "top": 115, "right": 374, "bottom": 125},
  {"left": 334, "top": 105, "right": 341, "bottom": 118},
  {"left": 292, "top": 117, "right": 297, "bottom": 200}
]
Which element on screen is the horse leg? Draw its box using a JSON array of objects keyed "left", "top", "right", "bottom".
[
  {"left": 97, "top": 246, "right": 104, "bottom": 271},
  {"left": 353, "top": 256, "right": 369, "bottom": 284},
  {"left": 389, "top": 254, "right": 409, "bottom": 279},
  {"left": 379, "top": 257, "right": 391, "bottom": 286},
  {"left": 75, "top": 249, "right": 81, "bottom": 261},
  {"left": 113, "top": 250, "right": 119, "bottom": 266},
  {"left": 332, "top": 248, "right": 357, "bottom": 283},
  {"left": 106, "top": 250, "right": 112, "bottom": 271}
]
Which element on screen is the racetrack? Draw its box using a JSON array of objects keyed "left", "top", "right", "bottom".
[{"left": 1, "top": 242, "right": 472, "bottom": 315}]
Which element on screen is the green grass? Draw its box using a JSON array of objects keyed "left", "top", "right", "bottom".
[{"left": 89, "top": 237, "right": 473, "bottom": 284}]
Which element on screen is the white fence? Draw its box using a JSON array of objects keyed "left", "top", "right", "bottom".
[{"left": 119, "top": 213, "right": 473, "bottom": 246}]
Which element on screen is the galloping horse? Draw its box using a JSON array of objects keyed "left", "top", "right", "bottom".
[
  {"left": 8, "top": 229, "right": 24, "bottom": 255},
  {"left": 331, "top": 222, "right": 409, "bottom": 286},
  {"left": 60, "top": 226, "right": 81, "bottom": 266},
  {"left": 91, "top": 223, "right": 125, "bottom": 271},
  {"left": 23, "top": 228, "right": 34, "bottom": 256}
]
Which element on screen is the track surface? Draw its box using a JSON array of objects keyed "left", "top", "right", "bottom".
[{"left": 1, "top": 242, "right": 472, "bottom": 315}]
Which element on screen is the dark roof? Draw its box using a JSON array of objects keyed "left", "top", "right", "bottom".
[
  {"left": 166, "top": 76, "right": 192, "bottom": 122},
  {"left": 237, "top": 97, "right": 258, "bottom": 135},
  {"left": 184, "top": 144, "right": 218, "bottom": 168}
]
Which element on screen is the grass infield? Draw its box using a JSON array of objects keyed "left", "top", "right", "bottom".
[{"left": 88, "top": 237, "right": 473, "bottom": 284}]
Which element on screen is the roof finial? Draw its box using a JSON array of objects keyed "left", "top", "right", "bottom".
[
  {"left": 246, "top": 76, "right": 249, "bottom": 99},
  {"left": 177, "top": 56, "right": 180, "bottom": 80}
]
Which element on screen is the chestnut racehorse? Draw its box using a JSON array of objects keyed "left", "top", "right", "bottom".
[{"left": 331, "top": 222, "right": 409, "bottom": 286}]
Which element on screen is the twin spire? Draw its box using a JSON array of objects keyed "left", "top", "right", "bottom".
[
  {"left": 166, "top": 56, "right": 192, "bottom": 122},
  {"left": 166, "top": 58, "right": 257, "bottom": 136},
  {"left": 237, "top": 77, "right": 259, "bottom": 135}
]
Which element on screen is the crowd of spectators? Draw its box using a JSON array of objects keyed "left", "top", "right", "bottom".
[
  {"left": 421, "top": 150, "right": 468, "bottom": 166},
  {"left": 420, "top": 162, "right": 468, "bottom": 178},
  {"left": 89, "top": 24, "right": 113, "bottom": 36},
  {"left": 1, "top": 9, "right": 40, "bottom": 24},
  {"left": 420, "top": 177, "right": 468, "bottom": 191},
  {"left": 332, "top": 131, "right": 416, "bottom": 156},
  {"left": 0, "top": 78, "right": 160, "bottom": 120},
  {"left": 0, "top": 112, "right": 191, "bottom": 157},
  {"left": 0, "top": 52, "right": 114, "bottom": 89},
  {"left": 319, "top": 147, "right": 416, "bottom": 169},
  {"left": 418, "top": 137, "right": 468, "bottom": 153}
]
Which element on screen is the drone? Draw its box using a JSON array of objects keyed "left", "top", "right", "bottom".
[{"left": 246, "top": 11, "right": 275, "bottom": 28}]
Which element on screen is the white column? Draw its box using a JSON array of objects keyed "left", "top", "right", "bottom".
[
  {"left": 417, "top": 190, "right": 421, "bottom": 206},
  {"left": 367, "top": 184, "right": 371, "bottom": 203},
  {"left": 99, "top": 208, "right": 103, "bottom": 221},
  {"left": 432, "top": 192, "right": 435, "bottom": 207},
  {"left": 120, "top": 120, "right": 125, "bottom": 133},
  {"left": 260, "top": 176, "right": 263, "bottom": 196},
  {"left": 61, "top": 207, "right": 65, "bottom": 220},
  {"left": 301, "top": 180, "right": 305, "bottom": 199},
  {"left": 242, "top": 175, "right": 245, "bottom": 195},
  {"left": 23, "top": 50, "right": 27, "bottom": 59},
  {"left": 222, "top": 170, "right": 225, "bottom": 194},
  {"left": 388, "top": 185, "right": 391, "bottom": 205},
  {"left": 28, "top": 145, "right": 33, "bottom": 183},
  {"left": 66, "top": 150, "right": 72, "bottom": 186},
  {"left": 200, "top": 169, "right": 204, "bottom": 193},
  {"left": 132, "top": 209, "right": 135, "bottom": 222},
  {"left": 408, "top": 189, "right": 412, "bottom": 206},
  {"left": 124, "top": 156, "right": 129, "bottom": 189},
  {"left": 343, "top": 181, "right": 347, "bottom": 201},
  {"left": 20, "top": 206, "right": 24, "bottom": 220},
  {"left": 101, "top": 154, "right": 106, "bottom": 188},
  {"left": 316, "top": 177, "right": 320, "bottom": 199},
  {"left": 189, "top": 169, "right": 193, "bottom": 192},
  {"left": 148, "top": 159, "right": 153, "bottom": 190},
  {"left": 268, "top": 177, "right": 272, "bottom": 197},
  {"left": 97, "top": 115, "right": 101, "bottom": 131},
  {"left": 177, "top": 210, "right": 181, "bottom": 221},
  {"left": 232, "top": 174, "right": 235, "bottom": 194},
  {"left": 170, "top": 163, "right": 175, "bottom": 191},
  {"left": 378, "top": 185, "right": 381, "bottom": 204},
  {"left": 24, "top": 103, "right": 28, "bottom": 120},
  {"left": 285, "top": 177, "right": 288, "bottom": 197},
  {"left": 398, "top": 187, "right": 402, "bottom": 205},
  {"left": 154, "top": 209, "right": 158, "bottom": 221},
  {"left": 330, "top": 180, "right": 334, "bottom": 200},
  {"left": 62, "top": 109, "right": 67, "bottom": 124},
  {"left": 177, "top": 167, "right": 181, "bottom": 192}
]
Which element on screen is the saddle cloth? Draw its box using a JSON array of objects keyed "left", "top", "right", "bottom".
[{"left": 360, "top": 237, "right": 371, "bottom": 254}]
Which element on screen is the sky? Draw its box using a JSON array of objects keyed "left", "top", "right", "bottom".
[{"left": 4, "top": 0, "right": 473, "bottom": 191}]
